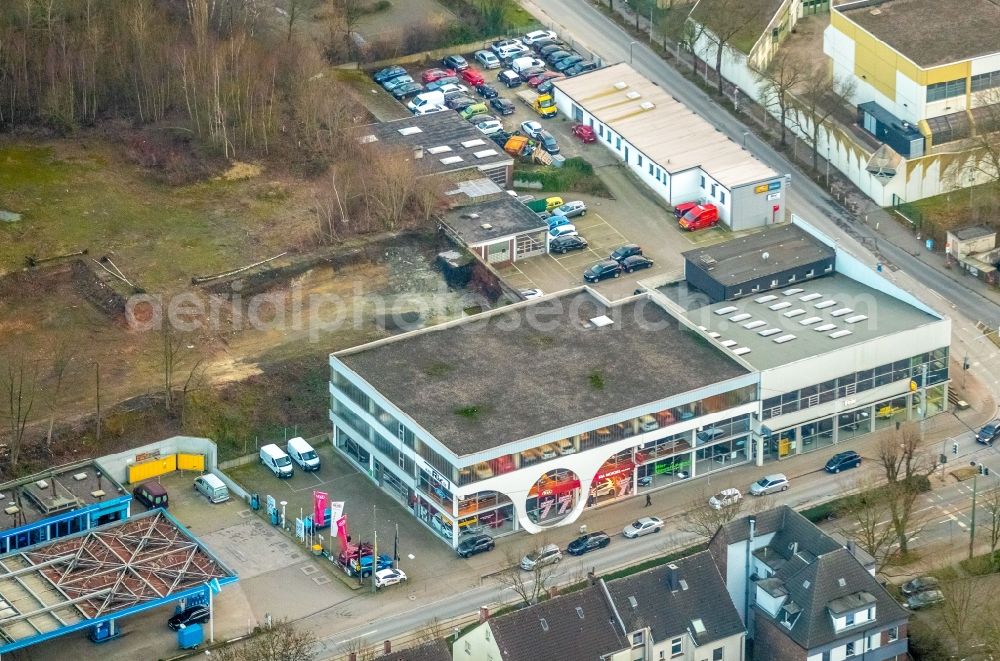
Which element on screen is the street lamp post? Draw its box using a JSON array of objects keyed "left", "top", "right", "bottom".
[
  {"left": 742, "top": 131, "right": 749, "bottom": 148},
  {"left": 969, "top": 462, "right": 979, "bottom": 560},
  {"left": 629, "top": 40, "right": 638, "bottom": 64},
  {"left": 826, "top": 144, "right": 831, "bottom": 188}
]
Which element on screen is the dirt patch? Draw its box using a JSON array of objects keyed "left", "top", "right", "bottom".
[{"left": 218, "top": 161, "right": 263, "bottom": 181}]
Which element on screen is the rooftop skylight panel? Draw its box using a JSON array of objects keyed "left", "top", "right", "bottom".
[
  {"left": 773, "top": 334, "right": 796, "bottom": 344},
  {"left": 830, "top": 308, "right": 853, "bottom": 317},
  {"left": 769, "top": 301, "right": 791, "bottom": 311},
  {"left": 782, "top": 288, "right": 804, "bottom": 296},
  {"left": 729, "top": 313, "right": 751, "bottom": 322},
  {"left": 845, "top": 315, "right": 868, "bottom": 324},
  {"left": 799, "top": 293, "right": 822, "bottom": 302},
  {"left": 814, "top": 323, "right": 837, "bottom": 332},
  {"left": 759, "top": 328, "right": 782, "bottom": 337},
  {"left": 743, "top": 320, "right": 766, "bottom": 329},
  {"left": 783, "top": 309, "right": 806, "bottom": 318},
  {"left": 814, "top": 300, "right": 836, "bottom": 309},
  {"left": 715, "top": 306, "right": 739, "bottom": 315},
  {"left": 755, "top": 295, "right": 778, "bottom": 303}
]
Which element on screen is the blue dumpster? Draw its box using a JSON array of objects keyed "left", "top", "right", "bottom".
[
  {"left": 177, "top": 623, "right": 204, "bottom": 649},
  {"left": 270, "top": 509, "right": 279, "bottom": 525},
  {"left": 250, "top": 493, "right": 260, "bottom": 510}
]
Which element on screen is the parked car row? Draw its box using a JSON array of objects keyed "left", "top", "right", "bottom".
[{"left": 582, "top": 244, "right": 653, "bottom": 283}]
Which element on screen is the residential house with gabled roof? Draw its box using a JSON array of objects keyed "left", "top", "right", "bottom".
[{"left": 708, "top": 505, "right": 908, "bottom": 661}]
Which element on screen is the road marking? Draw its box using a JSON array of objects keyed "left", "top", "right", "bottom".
[{"left": 334, "top": 629, "right": 378, "bottom": 645}]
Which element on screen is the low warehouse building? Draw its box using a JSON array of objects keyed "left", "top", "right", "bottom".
[
  {"left": 440, "top": 195, "right": 549, "bottom": 265},
  {"left": 552, "top": 63, "right": 787, "bottom": 230}
]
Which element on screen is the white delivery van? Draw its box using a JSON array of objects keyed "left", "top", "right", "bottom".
[
  {"left": 194, "top": 473, "right": 230, "bottom": 503},
  {"left": 260, "top": 443, "right": 294, "bottom": 478},
  {"left": 511, "top": 57, "right": 544, "bottom": 74},
  {"left": 407, "top": 91, "right": 445, "bottom": 113},
  {"left": 286, "top": 437, "right": 321, "bottom": 472}
]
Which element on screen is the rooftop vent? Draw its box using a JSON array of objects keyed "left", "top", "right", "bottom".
[
  {"left": 397, "top": 126, "right": 423, "bottom": 136},
  {"left": 414, "top": 146, "right": 424, "bottom": 159},
  {"left": 744, "top": 320, "right": 766, "bottom": 330},
  {"left": 4, "top": 506, "right": 19, "bottom": 515},
  {"left": 614, "top": 81, "right": 629, "bottom": 90},
  {"left": 461, "top": 138, "right": 487, "bottom": 148},
  {"left": 700, "top": 255, "right": 717, "bottom": 268},
  {"left": 474, "top": 149, "right": 499, "bottom": 158},
  {"left": 814, "top": 300, "right": 836, "bottom": 309},
  {"left": 783, "top": 309, "right": 806, "bottom": 318},
  {"left": 679, "top": 579, "right": 689, "bottom": 591},
  {"left": 480, "top": 223, "right": 493, "bottom": 230},
  {"left": 803, "top": 580, "right": 811, "bottom": 589},
  {"left": 35, "top": 480, "right": 49, "bottom": 490},
  {"left": 540, "top": 618, "right": 549, "bottom": 632},
  {"left": 814, "top": 323, "right": 837, "bottom": 332},
  {"left": 729, "top": 313, "right": 751, "bottom": 322},
  {"left": 799, "top": 317, "right": 823, "bottom": 325},
  {"left": 439, "top": 156, "right": 464, "bottom": 165},
  {"left": 715, "top": 306, "right": 739, "bottom": 315},
  {"left": 72, "top": 472, "right": 88, "bottom": 481},
  {"left": 733, "top": 347, "right": 752, "bottom": 356},
  {"left": 590, "top": 315, "right": 614, "bottom": 327},
  {"left": 799, "top": 293, "right": 822, "bottom": 302},
  {"left": 769, "top": 301, "right": 791, "bottom": 311},
  {"left": 427, "top": 145, "right": 451, "bottom": 154},
  {"left": 91, "top": 489, "right": 106, "bottom": 498},
  {"left": 829, "top": 329, "right": 853, "bottom": 339},
  {"left": 359, "top": 134, "right": 378, "bottom": 144},
  {"left": 845, "top": 314, "right": 869, "bottom": 324},
  {"left": 783, "top": 288, "right": 804, "bottom": 296},
  {"left": 773, "top": 334, "right": 796, "bottom": 344},
  {"left": 720, "top": 339, "right": 738, "bottom": 347},
  {"left": 755, "top": 295, "right": 778, "bottom": 303},
  {"left": 831, "top": 308, "right": 853, "bottom": 317},
  {"left": 640, "top": 101, "right": 655, "bottom": 111},
  {"left": 626, "top": 90, "right": 641, "bottom": 100},
  {"left": 576, "top": 607, "right": 585, "bottom": 619},
  {"left": 837, "top": 578, "right": 847, "bottom": 588},
  {"left": 759, "top": 328, "right": 782, "bottom": 337}
]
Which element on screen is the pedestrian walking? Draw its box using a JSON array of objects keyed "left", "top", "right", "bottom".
[{"left": 644, "top": 494, "right": 652, "bottom": 507}]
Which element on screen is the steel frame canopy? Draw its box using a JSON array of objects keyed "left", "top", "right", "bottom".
[{"left": 0, "top": 509, "right": 237, "bottom": 654}]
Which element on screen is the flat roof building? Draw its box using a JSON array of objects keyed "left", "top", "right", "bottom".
[
  {"left": 440, "top": 195, "right": 549, "bottom": 266},
  {"left": 552, "top": 63, "right": 787, "bottom": 230}
]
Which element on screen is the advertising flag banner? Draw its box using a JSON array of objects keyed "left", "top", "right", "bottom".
[
  {"left": 314, "top": 491, "right": 328, "bottom": 527},
  {"left": 335, "top": 515, "right": 349, "bottom": 551},
  {"left": 329, "top": 501, "right": 345, "bottom": 522}
]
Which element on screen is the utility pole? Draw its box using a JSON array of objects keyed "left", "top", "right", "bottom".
[
  {"left": 970, "top": 462, "right": 979, "bottom": 560},
  {"left": 372, "top": 504, "right": 378, "bottom": 594},
  {"left": 95, "top": 362, "right": 102, "bottom": 442}
]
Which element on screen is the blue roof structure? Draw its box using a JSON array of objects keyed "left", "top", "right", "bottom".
[{"left": 0, "top": 509, "right": 237, "bottom": 653}]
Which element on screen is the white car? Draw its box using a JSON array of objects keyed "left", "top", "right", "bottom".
[
  {"left": 437, "top": 83, "right": 469, "bottom": 96},
  {"left": 522, "top": 29, "right": 558, "bottom": 45},
  {"left": 497, "top": 43, "right": 530, "bottom": 60},
  {"left": 512, "top": 57, "right": 546, "bottom": 74},
  {"left": 475, "top": 50, "right": 501, "bottom": 69},
  {"left": 520, "top": 120, "right": 543, "bottom": 139},
  {"left": 476, "top": 119, "right": 504, "bottom": 136},
  {"left": 548, "top": 224, "right": 578, "bottom": 239},
  {"left": 623, "top": 516, "right": 663, "bottom": 538},
  {"left": 412, "top": 104, "right": 447, "bottom": 116},
  {"left": 521, "top": 288, "right": 544, "bottom": 300},
  {"left": 491, "top": 39, "right": 523, "bottom": 55},
  {"left": 374, "top": 568, "right": 407, "bottom": 589},
  {"left": 708, "top": 487, "right": 743, "bottom": 510}
]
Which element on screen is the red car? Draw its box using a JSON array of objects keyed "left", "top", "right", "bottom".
[
  {"left": 528, "top": 71, "right": 563, "bottom": 88},
  {"left": 673, "top": 200, "right": 700, "bottom": 219},
  {"left": 460, "top": 68, "right": 486, "bottom": 86},
  {"left": 571, "top": 124, "right": 597, "bottom": 143},
  {"left": 678, "top": 204, "right": 720, "bottom": 231},
  {"left": 421, "top": 68, "right": 455, "bottom": 84}
]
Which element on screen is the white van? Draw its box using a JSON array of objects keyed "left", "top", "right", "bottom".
[
  {"left": 511, "top": 57, "right": 544, "bottom": 74},
  {"left": 260, "top": 443, "right": 294, "bottom": 478},
  {"left": 286, "top": 437, "right": 321, "bottom": 472},
  {"left": 194, "top": 473, "right": 230, "bottom": 503},
  {"left": 407, "top": 91, "right": 445, "bottom": 113}
]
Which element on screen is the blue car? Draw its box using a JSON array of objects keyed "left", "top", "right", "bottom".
[
  {"left": 824, "top": 450, "right": 861, "bottom": 473},
  {"left": 350, "top": 553, "right": 394, "bottom": 578},
  {"left": 373, "top": 65, "right": 406, "bottom": 84},
  {"left": 383, "top": 75, "right": 414, "bottom": 93}
]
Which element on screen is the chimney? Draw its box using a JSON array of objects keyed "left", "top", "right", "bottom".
[
  {"left": 847, "top": 540, "right": 855, "bottom": 555},
  {"left": 349, "top": 654, "right": 357, "bottom": 661},
  {"left": 383, "top": 640, "right": 391, "bottom": 654},
  {"left": 414, "top": 146, "right": 424, "bottom": 159},
  {"left": 665, "top": 564, "right": 681, "bottom": 592},
  {"left": 479, "top": 606, "right": 490, "bottom": 623}
]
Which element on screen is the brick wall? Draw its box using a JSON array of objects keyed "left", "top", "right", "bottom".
[{"left": 752, "top": 610, "right": 807, "bottom": 661}]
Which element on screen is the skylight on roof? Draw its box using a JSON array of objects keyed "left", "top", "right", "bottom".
[
  {"left": 814, "top": 300, "right": 836, "bottom": 309},
  {"left": 729, "top": 313, "right": 751, "bottom": 322},
  {"left": 474, "top": 149, "right": 498, "bottom": 158},
  {"left": 733, "top": 347, "right": 751, "bottom": 356},
  {"left": 773, "top": 334, "right": 796, "bottom": 344},
  {"left": 755, "top": 295, "right": 778, "bottom": 303},
  {"left": 783, "top": 309, "right": 806, "bottom": 318},
  {"left": 720, "top": 339, "right": 738, "bottom": 347},
  {"left": 769, "top": 301, "right": 791, "bottom": 311},
  {"left": 715, "top": 306, "right": 738, "bottom": 315},
  {"left": 759, "top": 328, "right": 782, "bottom": 337},
  {"left": 397, "top": 126, "right": 422, "bottom": 136},
  {"left": 439, "top": 156, "right": 464, "bottom": 164},
  {"left": 640, "top": 101, "right": 655, "bottom": 110},
  {"left": 799, "top": 317, "right": 822, "bottom": 325},
  {"left": 427, "top": 145, "right": 452, "bottom": 154},
  {"left": 708, "top": 331, "right": 721, "bottom": 338},
  {"left": 799, "top": 293, "right": 822, "bottom": 302},
  {"left": 461, "top": 138, "right": 486, "bottom": 148},
  {"left": 692, "top": 619, "right": 706, "bottom": 635},
  {"left": 831, "top": 308, "right": 854, "bottom": 317},
  {"left": 814, "top": 323, "right": 836, "bottom": 332},
  {"left": 845, "top": 315, "right": 869, "bottom": 324},
  {"left": 829, "top": 329, "right": 853, "bottom": 339},
  {"left": 783, "top": 288, "right": 804, "bottom": 296},
  {"left": 626, "top": 90, "right": 641, "bottom": 99},
  {"left": 590, "top": 315, "right": 614, "bottom": 327},
  {"left": 744, "top": 320, "right": 766, "bottom": 329}
]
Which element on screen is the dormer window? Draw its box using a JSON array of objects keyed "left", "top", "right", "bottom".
[
  {"left": 846, "top": 612, "right": 855, "bottom": 626},
  {"left": 632, "top": 631, "right": 644, "bottom": 647}
]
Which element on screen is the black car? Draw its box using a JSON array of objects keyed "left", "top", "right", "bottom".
[
  {"left": 566, "top": 61, "right": 598, "bottom": 77},
  {"left": 537, "top": 130, "right": 559, "bottom": 154},
  {"left": 168, "top": 604, "right": 210, "bottom": 631},
  {"left": 610, "top": 244, "right": 643, "bottom": 263},
  {"left": 584, "top": 260, "right": 623, "bottom": 282},
  {"left": 567, "top": 531, "right": 611, "bottom": 556},
  {"left": 447, "top": 95, "right": 478, "bottom": 111},
  {"left": 490, "top": 98, "right": 516, "bottom": 115},
  {"left": 373, "top": 65, "right": 406, "bottom": 84},
  {"left": 555, "top": 55, "right": 584, "bottom": 72},
  {"left": 977, "top": 420, "right": 1000, "bottom": 445},
  {"left": 441, "top": 54, "right": 469, "bottom": 71},
  {"left": 476, "top": 83, "right": 499, "bottom": 99},
  {"left": 537, "top": 80, "right": 557, "bottom": 94},
  {"left": 621, "top": 254, "right": 654, "bottom": 273},
  {"left": 532, "top": 39, "right": 564, "bottom": 53},
  {"left": 538, "top": 43, "right": 566, "bottom": 57},
  {"left": 490, "top": 130, "right": 513, "bottom": 146},
  {"left": 457, "top": 534, "right": 495, "bottom": 558},
  {"left": 824, "top": 450, "right": 861, "bottom": 473},
  {"left": 549, "top": 235, "right": 589, "bottom": 254},
  {"left": 546, "top": 50, "right": 573, "bottom": 65},
  {"left": 391, "top": 82, "right": 424, "bottom": 100}
]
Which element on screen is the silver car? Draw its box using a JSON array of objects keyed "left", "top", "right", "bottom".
[
  {"left": 552, "top": 201, "right": 587, "bottom": 218},
  {"left": 749, "top": 473, "right": 789, "bottom": 496},
  {"left": 520, "top": 544, "right": 562, "bottom": 570},
  {"left": 623, "top": 516, "right": 663, "bottom": 538}
]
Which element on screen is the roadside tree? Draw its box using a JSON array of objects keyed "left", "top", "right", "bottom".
[
  {"left": 875, "top": 423, "right": 935, "bottom": 556},
  {"left": 681, "top": 485, "right": 763, "bottom": 541},
  {"left": 790, "top": 66, "right": 856, "bottom": 172},
  {"left": 494, "top": 544, "right": 559, "bottom": 606},
  {"left": 688, "top": 0, "right": 760, "bottom": 96},
  {"left": 836, "top": 474, "right": 899, "bottom": 573},
  {"left": 756, "top": 48, "right": 808, "bottom": 147},
  {"left": 211, "top": 618, "right": 317, "bottom": 661}
]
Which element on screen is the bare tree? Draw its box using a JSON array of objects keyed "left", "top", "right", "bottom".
[
  {"left": 179, "top": 357, "right": 207, "bottom": 431},
  {"left": 689, "top": 0, "right": 760, "bottom": 95},
  {"left": 681, "top": 486, "right": 763, "bottom": 541},
  {"left": 211, "top": 618, "right": 317, "bottom": 661},
  {"left": 962, "top": 88, "right": 1000, "bottom": 192},
  {"left": 494, "top": 545, "right": 559, "bottom": 606},
  {"left": 162, "top": 323, "right": 183, "bottom": 413},
  {"left": 939, "top": 578, "right": 982, "bottom": 658},
  {"left": 836, "top": 475, "right": 900, "bottom": 573},
  {"left": 756, "top": 48, "right": 808, "bottom": 147},
  {"left": 2, "top": 357, "right": 38, "bottom": 472},
  {"left": 790, "top": 66, "right": 856, "bottom": 171},
  {"left": 45, "top": 343, "right": 74, "bottom": 449},
  {"left": 982, "top": 486, "right": 1000, "bottom": 554},
  {"left": 875, "top": 423, "right": 934, "bottom": 556}
]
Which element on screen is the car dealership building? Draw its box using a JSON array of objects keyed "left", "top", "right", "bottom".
[{"left": 329, "top": 219, "right": 951, "bottom": 547}]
